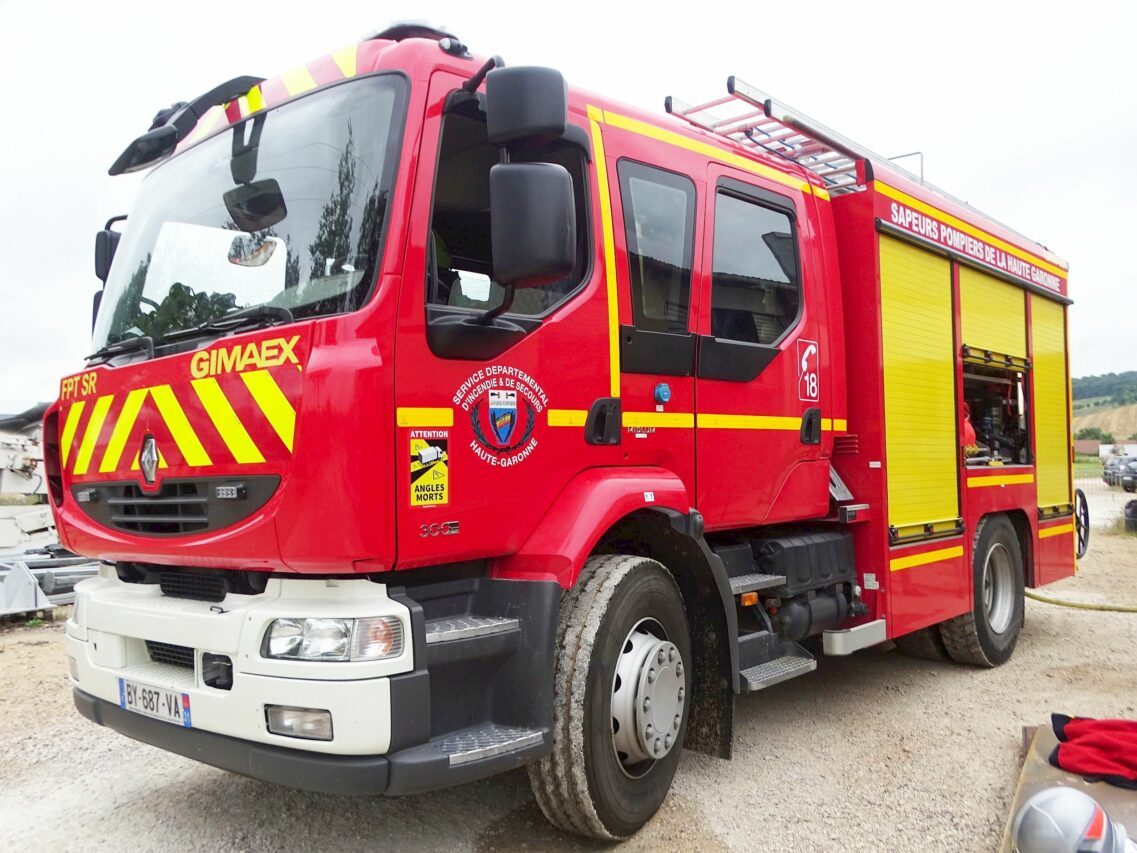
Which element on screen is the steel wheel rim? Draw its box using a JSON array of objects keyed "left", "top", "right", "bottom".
[
  {"left": 610, "top": 617, "right": 685, "bottom": 779},
  {"left": 983, "top": 542, "right": 1015, "bottom": 634},
  {"left": 1075, "top": 488, "right": 1090, "bottom": 559}
]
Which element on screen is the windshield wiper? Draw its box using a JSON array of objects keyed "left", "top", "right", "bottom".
[
  {"left": 86, "top": 335, "right": 155, "bottom": 365},
  {"left": 164, "top": 304, "right": 295, "bottom": 343}
]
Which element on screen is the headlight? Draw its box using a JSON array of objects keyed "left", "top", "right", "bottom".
[{"left": 262, "top": 616, "right": 403, "bottom": 662}]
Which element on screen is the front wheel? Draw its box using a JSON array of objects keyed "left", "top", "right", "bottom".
[
  {"left": 941, "top": 514, "right": 1025, "bottom": 667},
  {"left": 528, "top": 555, "right": 691, "bottom": 840}
]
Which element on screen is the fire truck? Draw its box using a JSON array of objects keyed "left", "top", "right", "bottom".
[{"left": 48, "top": 24, "right": 1088, "bottom": 839}]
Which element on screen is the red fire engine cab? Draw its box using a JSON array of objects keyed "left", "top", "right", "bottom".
[{"left": 48, "top": 24, "right": 1087, "bottom": 839}]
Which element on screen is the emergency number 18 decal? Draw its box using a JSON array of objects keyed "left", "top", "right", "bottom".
[{"left": 798, "top": 340, "right": 820, "bottom": 403}]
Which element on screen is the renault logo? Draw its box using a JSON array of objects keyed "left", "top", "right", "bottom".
[{"left": 139, "top": 435, "right": 159, "bottom": 485}]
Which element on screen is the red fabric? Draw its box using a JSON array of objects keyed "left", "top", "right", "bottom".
[
  {"left": 961, "top": 417, "right": 976, "bottom": 447},
  {"left": 1050, "top": 714, "right": 1137, "bottom": 789}
]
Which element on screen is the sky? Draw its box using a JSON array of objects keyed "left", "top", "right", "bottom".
[{"left": 1, "top": 0, "right": 1134, "bottom": 412}]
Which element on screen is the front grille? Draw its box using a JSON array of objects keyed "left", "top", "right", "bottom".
[
  {"left": 109, "top": 482, "right": 208, "bottom": 535},
  {"left": 159, "top": 568, "right": 228, "bottom": 602},
  {"left": 71, "top": 476, "right": 280, "bottom": 538},
  {"left": 145, "top": 640, "right": 195, "bottom": 669}
]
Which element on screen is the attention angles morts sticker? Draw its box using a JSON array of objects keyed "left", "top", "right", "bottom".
[{"left": 454, "top": 366, "right": 548, "bottom": 468}]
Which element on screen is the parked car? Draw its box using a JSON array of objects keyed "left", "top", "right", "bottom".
[
  {"left": 1122, "top": 459, "right": 1137, "bottom": 493},
  {"left": 1103, "top": 455, "right": 1133, "bottom": 487}
]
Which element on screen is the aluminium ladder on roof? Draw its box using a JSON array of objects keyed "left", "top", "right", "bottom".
[
  {"left": 664, "top": 77, "right": 1058, "bottom": 260},
  {"left": 665, "top": 76, "right": 900, "bottom": 196}
]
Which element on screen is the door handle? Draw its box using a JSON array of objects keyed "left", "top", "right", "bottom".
[
  {"left": 800, "top": 408, "right": 822, "bottom": 445},
  {"left": 585, "top": 398, "right": 622, "bottom": 446}
]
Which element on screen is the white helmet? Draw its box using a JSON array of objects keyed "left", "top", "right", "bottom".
[{"left": 1012, "top": 787, "right": 1131, "bottom": 853}]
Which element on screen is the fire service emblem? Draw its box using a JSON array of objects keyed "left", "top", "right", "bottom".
[{"left": 455, "top": 366, "right": 547, "bottom": 468}]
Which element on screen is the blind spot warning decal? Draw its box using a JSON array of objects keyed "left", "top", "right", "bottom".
[{"left": 410, "top": 431, "right": 448, "bottom": 506}]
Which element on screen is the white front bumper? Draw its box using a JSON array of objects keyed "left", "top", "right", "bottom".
[{"left": 67, "top": 567, "right": 413, "bottom": 756}]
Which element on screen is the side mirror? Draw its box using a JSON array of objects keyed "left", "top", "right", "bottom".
[
  {"left": 490, "top": 163, "right": 575, "bottom": 287},
  {"left": 95, "top": 228, "right": 121, "bottom": 283},
  {"left": 485, "top": 67, "right": 568, "bottom": 145},
  {"left": 108, "top": 124, "right": 180, "bottom": 176}
]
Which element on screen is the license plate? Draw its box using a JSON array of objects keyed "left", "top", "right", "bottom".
[{"left": 118, "top": 678, "right": 192, "bottom": 727}]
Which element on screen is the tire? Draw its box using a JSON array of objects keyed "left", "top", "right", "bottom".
[
  {"left": 528, "top": 554, "right": 691, "bottom": 839},
  {"left": 894, "top": 624, "right": 950, "bottom": 661},
  {"left": 941, "top": 514, "right": 1025, "bottom": 667}
]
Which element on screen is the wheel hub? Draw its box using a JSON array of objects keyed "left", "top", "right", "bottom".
[
  {"left": 611, "top": 619, "right": 685, "bottom": 773},
  {"left": 984, "top": 542, "right": 1015, "bottom": 634}
]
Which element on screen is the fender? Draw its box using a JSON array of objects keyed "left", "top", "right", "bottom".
[{"left": 489, "top": 466, "right": 689, "bottom": 588}]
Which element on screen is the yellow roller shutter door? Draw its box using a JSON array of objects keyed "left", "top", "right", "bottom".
[
  {"left": 959, "top": 267, "right": 1027, "bottom": 358},
  {"left": 879, "top": 237, "right": 960, "bottom": 533},
  {"left": 1031, "top": 296, "right": 1072, "bottom": 509}
]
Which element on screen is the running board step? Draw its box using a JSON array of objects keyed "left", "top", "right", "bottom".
[
  {"left": 424, "top": 615, "right": 519, "bottom": 644},
  {"left": 434, "top": 722, "right": 544, "bottom": 766},
  {"left": 729, "top": 572, "right": 785, "bottom": 595},
  {"left": 739, "top": 646, "right": 817, "bottom": 692}
]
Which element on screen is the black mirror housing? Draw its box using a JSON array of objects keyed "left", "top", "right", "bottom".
[
  {"left": 223, "top": 179, "right": 288, "bottom": 232},
  {"left": 108, "top": 124, "right": 180, "bottom": 176},
  {"left": 94, "top": 229, "right": 121, "bottom": 282},
  {"left": 485, "top": 67, "right": 568, "bottom": 145},
  {"left": 490, "top": 163, "right": 576, "bottom": 287}
]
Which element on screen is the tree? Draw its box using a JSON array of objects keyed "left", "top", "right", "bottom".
[{"left": 1075, "top": 427, "right": 1115, "bottom": 443}]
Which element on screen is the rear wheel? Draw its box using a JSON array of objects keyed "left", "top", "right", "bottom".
[
  {"left": 528, "top": 554, "right": 691, "bottom": 839},
  {"left": 941, "top": 515, "right": 1024, "bottom": 667}
]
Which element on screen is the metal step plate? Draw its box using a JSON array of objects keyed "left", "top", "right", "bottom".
[
  {"left": 729, "top": 573, "right": 785, "bottom": 595},
  {"left": 739, "top": 654, "right": 816, "bottom": 693},
  {"left": 424, "top": 615, "right": 519, "bottom": 644},
  {"left": 435, "top": 723, "right": 543, "bottom": 766}
]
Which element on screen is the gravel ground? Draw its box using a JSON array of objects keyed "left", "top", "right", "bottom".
[{"left": 2, "top": 530, "right": 1134, "bottom": 852}]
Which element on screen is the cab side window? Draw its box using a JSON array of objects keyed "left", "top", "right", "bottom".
[
  {"left": 428, "top": 111, "right": 590, "bottom": 317},
  {"left": 710, "top": 190, "right": 800, "bottom": 345},
  {"left": 617, "top": 161, "right": 696, "bottom": 334}
]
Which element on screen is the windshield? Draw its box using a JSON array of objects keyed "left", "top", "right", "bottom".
[{"left": 93, "top": 74, "right": 407, "bottom": 351}]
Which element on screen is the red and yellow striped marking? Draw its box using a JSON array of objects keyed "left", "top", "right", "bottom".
[{"left": 60, "top": 370, "right": 298, "bottom": 477}]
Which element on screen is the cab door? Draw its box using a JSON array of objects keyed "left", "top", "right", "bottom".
[
  {"left": 694, "top": 166, "right": 830, "bottom": 529},
  {"left": 392, "top": 71, "right": 615, "bottom": 568},
  {"left": 606, "top": 150, "right": 702, "bottom": 491}
]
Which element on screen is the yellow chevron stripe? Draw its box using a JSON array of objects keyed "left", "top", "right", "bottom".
[
  {"left": 242, "top": 370, "right": 296, "bottom": 451},
  {"left": 60, "top": 401, "right": 86, "bottom": 468},
  {"left": 149, "top": 385, "right": 212, "bottom": 466},
  {"left": 185, "top": 104, "right": 223, "bottom": 146},
  {"left": 245, "top": 84, "right": 265, "bottom": 114},
  {"left": 73, "top": 395, "right": 114, "bottom": 475},
  {"left": 130, "top": 447, "right": 168, "bottom": 471},
  {"left": 99, "top": 388, "right": 148, "bottom": 473},
  {"left": 1039, "top": 522, "right": 1074, "bottom": 539},
  {"left": 281, "top": 64, "right": 318, "bottom": 97},
  {"left": 396, "top": 407, "right": 454, "bottom": 428},
  {"left": 192, "top": 378, "right": 265, "bottom": 464},
  {"left": 889, "top": 544, "right": 964, "bottom": 572},
  {"left": 547, "top": 408, "right": 588, "bottom": 427},
  {"left": 331, "top": 45, "right": 357, "bottom": 78}
]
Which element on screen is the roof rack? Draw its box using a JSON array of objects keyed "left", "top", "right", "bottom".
[
  {"left": 664, "top": 77, "right": 1062, "bottom": 262},
  {"left": 665, "top": 76, "right": 897, "bottom": 196}
]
